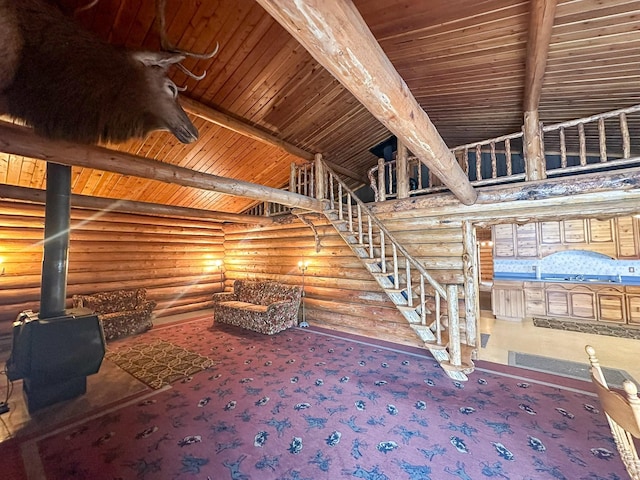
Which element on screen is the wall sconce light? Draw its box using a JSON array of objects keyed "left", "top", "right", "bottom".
[
  {"left": 298, "top": 260, "right": 309, "bottom": 327},
  {"left": 215, "top": 259, "right": 224, "bottom": 292}
]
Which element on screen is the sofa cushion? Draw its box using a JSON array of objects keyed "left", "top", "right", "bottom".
[
  {"left": 234, "top": 280, "right": 259, "bottom": 304},
  {"left": 221, "top": 300, "right": 268, "bottom": 313},
  {"left": 79, "top": 289, "right": 140, "bottom": 314},
  {"left": 261, "top": 281, "right": 292, "bottom": 305}
]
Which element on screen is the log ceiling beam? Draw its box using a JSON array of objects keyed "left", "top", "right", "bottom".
[
  {"left": 182, "top": 97, "right": 368, "bottom": 185},
  {"left": 0, "top": 184, "right": 273, "bottom": 224},
  {"left": 181, "top": 97, "right": 314, "bottom": 161},
  {"left": 256, "top": 0, "right": 477, "bottom": 205},
  {"left": 523, "top": 0, "right": 557, "bottom": 112},
  {"left": 0, "top": 122, "right": 324, "bottom": 212}
]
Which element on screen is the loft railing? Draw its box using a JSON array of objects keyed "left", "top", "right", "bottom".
[
  {"left": 368, "top": 104, "right": 640, "bottom": 201},
  {"left": 242, "top": 200, "right": 291, "bottom": 217}
]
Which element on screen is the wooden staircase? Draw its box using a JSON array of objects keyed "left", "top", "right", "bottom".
[{"left": 295, "top": 161, "right": 476, "bottom": 381}]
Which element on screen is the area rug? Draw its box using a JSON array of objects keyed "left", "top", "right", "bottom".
[
  {"left": 27, "top": 319, "right": 628, "bottom": 480},
  {"left": 105, "top": 340, "right": 214, "bottom": 389},
  {"left": 533, "top": 316, "right": 640, "bottom": 340},
  {"left": 508, "top": 350, "right": 635, "bottom": 388}
]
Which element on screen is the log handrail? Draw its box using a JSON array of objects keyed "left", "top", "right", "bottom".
[
  {"left": 367, "top": 104, "right": 640, "bottom": 201},
  {"left": 322, "top": 161, "right": 447, "bottom": 298},
  {"left": 319, "top": 160, "right": 463, "bottom": 367}
]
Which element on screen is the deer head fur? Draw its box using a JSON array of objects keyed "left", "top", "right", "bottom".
[{"left": 0, "top": 0, "right": 215, "bottom": 144}]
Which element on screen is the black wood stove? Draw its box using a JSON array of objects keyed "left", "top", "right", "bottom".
[{"left": 6, "top": 163, "right": 105, "bottom": 412}]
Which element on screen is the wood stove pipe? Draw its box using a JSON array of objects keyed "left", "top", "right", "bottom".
[{"left": 40, "top": 163, "right": 71, "bottom": 319}]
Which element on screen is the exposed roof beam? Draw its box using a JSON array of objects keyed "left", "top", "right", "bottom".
[
  {"left": 523, "top": 0, "right": 557, "bottom": 112},
  {"left": 182, "top": 97, "right": 314, "bottom": 161},
  {"left": 0, "top": 121, "right": 324, "bottom": 212},
  {"left": 182, "top": 97, "right": 368, "bottom": 184},
  {"left": 0, "top": 184, "right": 273, "bottom": 224},
  {"left": 256, "top": 0, "right": 477, "bottom": 205}
]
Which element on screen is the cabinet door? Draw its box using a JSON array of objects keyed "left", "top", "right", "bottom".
[
  {"left": 596, "top": 288, "right": 626, "bottom": 323},
  {"left": 570, "top": 287, "right": 596, "bottom": 320},
  {"left": 589, "top": 218, "right": 614, "bottom": 243},
  {"left": 493, "top": 225, "right": 515, "bottom": 258},
  {"left": 524, "top": 283, "right": 546, "bottom": 317},
  {"left": 563, "top": 219, "right": 586, "bottom": 244},
  {"left": 627, "top": 295, "right": 640, "bottom": 325},
  {"left": 616, "top": 217, "right": 639, "bottom": 258},
  {"left": 540, "top": 221, "right": 561, "bottom": 245},
  {"left": 492, "top": 282, "right": 525, "bottom": 321},
  {"left": 546, "top": 286, "right": 570, "bottom": 317},
  {"left": 516, "top": 224, "right": 538, "bottom": 257}
]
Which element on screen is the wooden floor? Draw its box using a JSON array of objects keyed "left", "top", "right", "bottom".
[{"left": 0, "top": 307, "right": 638, "bottom": 447}]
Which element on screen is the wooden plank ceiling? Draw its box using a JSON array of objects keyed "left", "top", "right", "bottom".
[{"left": 2, "top": 0, "right": 640, "bottom": 214}]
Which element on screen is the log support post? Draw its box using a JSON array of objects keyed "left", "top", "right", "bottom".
[
  {"left": 396, "top": 140, "right": 410, "bottom": 199},
  {"left": 462, "top": 221, "right": 478, "bottom": 349},
  {"left": 290, "top": 163, "right": 297, "bottom": 193},
  {"left": 523, "top": 110, "right": 546, "bottom": 181}
]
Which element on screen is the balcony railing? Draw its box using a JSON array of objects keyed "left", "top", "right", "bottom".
[{"left": 368, "top": 104, "right": 640, "bottom": 201}]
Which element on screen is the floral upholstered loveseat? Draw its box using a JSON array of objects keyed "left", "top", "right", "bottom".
[
  {"left": 72, "top": 288, "right": 156, "bottom": 341},
  {"left": 212, "top": 280, "right": 302, "bottom": 334}
]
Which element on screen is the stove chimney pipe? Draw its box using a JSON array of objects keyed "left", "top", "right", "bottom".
[{"left": 40, "top": 163, "right": 71, "bottom": 318}]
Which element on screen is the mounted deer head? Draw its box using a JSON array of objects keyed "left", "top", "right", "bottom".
[{"left": 0, "top": 0, "right": 218, "bottom": 144}]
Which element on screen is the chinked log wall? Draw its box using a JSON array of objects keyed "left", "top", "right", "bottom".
[
  {"left": 0, "top": 200, "right": 224, "bottom": 335},
  {"left": 223, "top": 212, "right": 466, "bottom": 348}
]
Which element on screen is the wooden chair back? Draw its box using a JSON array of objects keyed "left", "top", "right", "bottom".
[{"left": 586, "top": 345, "right": 640, "bottom": 479}]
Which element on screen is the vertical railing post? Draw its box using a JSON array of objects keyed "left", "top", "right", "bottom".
[
  {"left": 290, "top": 163, "right": 297, "bottom": 193},
  {"left": 315, "top": 153, "right": 325, "bottom": 200},
  {"left": 578, "top": 122, "right": 587, "bottom": 166},
  {"left": 620, "top": 113, "right": 631, "bottom": 159},
  {"left": 377, "top": 157, "right": 386, "bottom": 201},
  {"left": 357, "top": 204, "right": 363, "bottom": 245},
  {"left": 392, "top": 244, "right": 399, "bottom": 289}
]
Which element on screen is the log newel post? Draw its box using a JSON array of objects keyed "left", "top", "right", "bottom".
[
  {"left": 377, "top": 158, "right": 386, "bottom": 202},
  {"left": 315, "top": 153, "right": 325, "bottom": 201},
  {"left": 396, "top": 140, "right": 409, "bottom": 199},
  {"left": 523, "top": 110, "right": 547, "bottom": 181},
  {"left": 290, "top": 163, "right": 297, "bottom": 193},
  {"left": 462, "top": 221, "right": 478, "bottom": 348},
  {"left": 447, "top": 284, "right": 461, "bottom": 367}
]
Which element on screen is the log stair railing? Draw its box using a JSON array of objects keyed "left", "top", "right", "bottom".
[{"left": 294, "top": 161, "right": 475, "bottom": 381}]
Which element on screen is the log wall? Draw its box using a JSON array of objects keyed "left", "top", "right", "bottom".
[
  {"left": 0, "top": 200, "right": 225, "bottom": 335},
  {"left": 223, "top": 210, "right": 466, "bottom": 348}
]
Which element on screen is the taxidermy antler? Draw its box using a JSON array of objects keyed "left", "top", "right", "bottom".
[{"left": 0, "top": 0, "right": 218, "bottom": 144}]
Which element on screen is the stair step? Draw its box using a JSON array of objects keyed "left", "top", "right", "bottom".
[
  {"left": 384, "top": 287, "right": 407, "bottom": 295},
  {"left": 424, "top": 330, "right": 476, "bottom": 378},
  {"left": 410, "top": 324, "right": 436, "bottom": 342},
  {"left": 396, "top": 304, "right": 419, "bottom": 313},
  {"left": 439, "top": 368, "right": 469, "bottom": 382}
]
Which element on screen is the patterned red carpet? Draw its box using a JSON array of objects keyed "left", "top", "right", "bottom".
[{"left": 24, "top": 317, "right": 628, "bottom": 478}]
